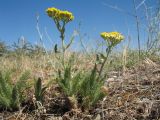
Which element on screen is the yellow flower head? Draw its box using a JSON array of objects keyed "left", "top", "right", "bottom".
[
  {"left": 100, "top": 32, "right": 124, "bottom": 46},
  {"left": 46, "top": 7, "right": 74, "bottom": 22},
  {"left": 59, "top": 11, "right": 74, "bottom": 22},
  {"left": 46, "top": 7, "right": 59, "bottom": 18}
]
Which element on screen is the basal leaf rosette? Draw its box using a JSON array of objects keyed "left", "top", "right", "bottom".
[
  {"left": 46, "top": 7, "right": 74, "bottom": 22},
  {"left": 100, "top": 32, "right": 124, "bottom": 47}
]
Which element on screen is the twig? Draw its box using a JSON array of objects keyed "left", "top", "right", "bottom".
[
  {"left": 102, "top": 2, "right": 135, "bottom": 17},
  {"left": 133, "top": 0, "right": 141, "bottom": 61},
  {"left": 136, "top": 0, "right": 146, "bottom": 10}
]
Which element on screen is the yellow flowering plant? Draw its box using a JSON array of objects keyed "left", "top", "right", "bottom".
[
  {"left": 97, "top": 32, "right": 124, "bottom": 80},
  {"left": 46, "top": 7, "right": 74, "bottom": 66},
  {"left": 46, "top": 7, "right": 125, "bottom": 111}
]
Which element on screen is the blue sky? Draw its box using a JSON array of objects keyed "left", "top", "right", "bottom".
[{"left": 0, "top": 0, "right": 157, "bottom": 50}]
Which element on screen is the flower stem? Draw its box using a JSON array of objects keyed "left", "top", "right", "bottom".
[
  {"left": 97, "top": 46, "right": 111, "bottom": 81},
  {"left": 60, "top": 22, "right": 66, "bottom": 68}
]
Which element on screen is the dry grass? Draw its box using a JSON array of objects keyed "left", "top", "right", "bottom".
[{"left": 0, "top": 51, "right": 160, "bottom": 120}]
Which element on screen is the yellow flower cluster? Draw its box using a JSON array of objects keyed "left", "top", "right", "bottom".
[
  {"left": 100, "top": 32, "right": 124, "bottom": 45},
  {"left": 46, "top": 7, "right": 74, "bottom": 22}
]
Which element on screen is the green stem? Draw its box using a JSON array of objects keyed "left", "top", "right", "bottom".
[
  {"left": 60, "top": 21, "right": 66, "bottom": 68},
  {"left": 61, "top": 39, "right": 65, "bottom": 67},
  {"left": 53, "top": 19, "right": 68, "bottom": 68},
  {"left": 97, "top": 46, "right": 112, "bottom": 81}
]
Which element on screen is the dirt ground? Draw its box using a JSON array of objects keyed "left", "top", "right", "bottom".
[{"left": 0, "top": 58, "right": 160, "bottom": 120}]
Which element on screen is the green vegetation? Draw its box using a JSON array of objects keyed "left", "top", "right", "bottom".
[
  {"left": 34, "top": 78, "right": 47, "bottom": 103},
  {"left": 0, "top": 3, "right": 159, "bottom": 120},
  {"left": 0, "top": 71, "right": 30, "bottom": 111}
]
